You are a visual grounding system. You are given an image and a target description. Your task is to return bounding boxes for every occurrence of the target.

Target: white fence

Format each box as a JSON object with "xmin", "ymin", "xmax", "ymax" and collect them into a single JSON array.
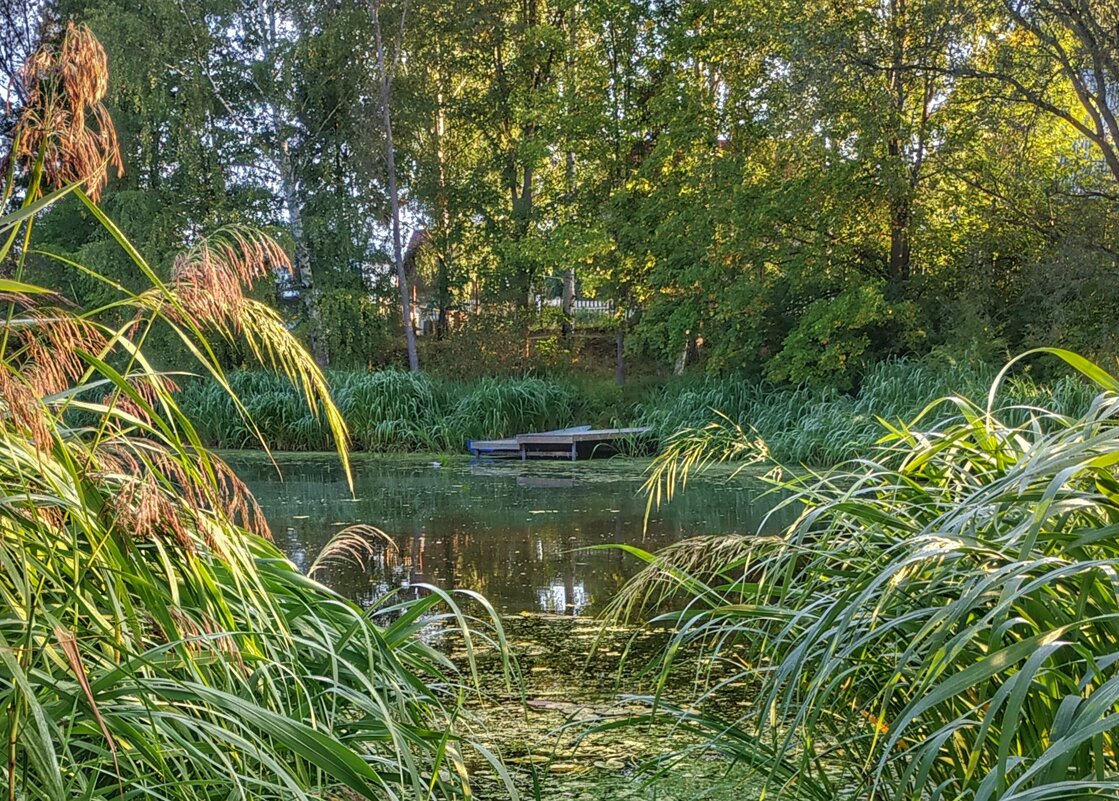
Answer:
[{"xmin": 537, "ymin": 297, "xmax": 614, "ymax": 315}]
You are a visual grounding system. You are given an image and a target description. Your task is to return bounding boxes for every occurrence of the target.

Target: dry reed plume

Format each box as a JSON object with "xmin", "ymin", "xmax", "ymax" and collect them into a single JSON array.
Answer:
[{"xmin": 8, "ymin": 21, "xmax": 122, "ymax": 202}]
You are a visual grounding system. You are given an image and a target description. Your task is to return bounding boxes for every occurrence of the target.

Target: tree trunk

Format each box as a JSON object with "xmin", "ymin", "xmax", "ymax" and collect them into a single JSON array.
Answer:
[
  {"xmin": 615, "ymin": 322, "xmax": 626, "ymax": 386},
  {"xmin": 561, "ymin": 17, "xmax": 577, "ymax": 339},
  {"xmin": 261, "ymin": 0, "xmax": 327, "ymax": 366},
  {"xmin": 885, "ymin": 0, "xmax": 912, "ymax": 286},
  {"xmin": 673, "ymin": 332, "xmax": 696, "ymax": 376},
  {"xmin": 888, "ymin": 194, "xmax": 911, "ymax": 284},
  {"xmin": 434, "ymin": 86, "xmax": 452, "ymax": 338},
  {"xmin": 561, "ymin": 267, "xmax": 575, "ymax": 337},
  {"xmin": 512, "ymin": 163, "xmax": 534, "ymax": 308},
  {"xmin": 279, "ymin": 154, "xmax": 328, "ymax": 366},
  {"xmin": 370, "ymin": 0, "xmax": 419, "ymax": 373}
]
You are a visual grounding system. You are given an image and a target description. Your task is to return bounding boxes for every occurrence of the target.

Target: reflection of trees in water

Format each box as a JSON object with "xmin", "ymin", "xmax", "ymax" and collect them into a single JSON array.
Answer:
[{"xmin": 238, "ymin": 457, "xmax": 789, "ymax": 613}]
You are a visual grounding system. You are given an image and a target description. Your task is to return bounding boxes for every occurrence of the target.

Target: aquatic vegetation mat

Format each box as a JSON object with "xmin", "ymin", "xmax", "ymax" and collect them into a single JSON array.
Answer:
[{"xmin": 449, "ymin": 613, "xmax": 765, "ymax": 800}]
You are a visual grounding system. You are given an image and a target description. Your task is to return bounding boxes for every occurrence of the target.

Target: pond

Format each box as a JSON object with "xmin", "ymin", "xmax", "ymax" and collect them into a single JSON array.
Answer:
[
  {"xmin": 232, "ymin": 452, "xmax": 790, "ymax": 800},
  {"xmin": 231, "ymin": 453, "xmax": 787, "ymax": 614}
]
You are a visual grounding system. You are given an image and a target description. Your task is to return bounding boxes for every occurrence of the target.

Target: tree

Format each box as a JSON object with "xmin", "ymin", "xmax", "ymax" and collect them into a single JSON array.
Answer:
[
  {"xmin": 974, "ymin": 0, "xmax": 1119, "ymax": 185},
  {"xmin": 369, "ymin": 0, "xmax": 420, "ymax": 372},
  {"xmin": 0, "ymin": 0, "xmax": 51, "ymax": 143}
]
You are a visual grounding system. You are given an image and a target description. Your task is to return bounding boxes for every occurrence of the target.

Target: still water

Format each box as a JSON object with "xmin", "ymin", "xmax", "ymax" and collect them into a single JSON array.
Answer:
[{"xmin": 232, "ymin": 453, "xmax": 788, "ymax": 615}]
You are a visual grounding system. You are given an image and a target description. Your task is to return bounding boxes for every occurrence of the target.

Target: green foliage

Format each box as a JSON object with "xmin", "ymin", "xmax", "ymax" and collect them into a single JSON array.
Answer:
[
  {"xmin": 181, "ymin": 370, "xmax": 597, "ymax": 452},
  {"xmin": 26, "ymin": 0, "xmax": 1119, "ymax": 378},
  {"xmin": 636, "ymin": 357, "xmax": 1095, "ymax": 465},
  {"xmin": 315, "ymin": 288, "xmax": 395, "ymax": 367},
  {"xmin": 765, "ymin": 283, "xmax": 913, "ymax": 389},
  {"xmin": 610, "ymin": 350, "xmax": 1119, "ymax": 800}
]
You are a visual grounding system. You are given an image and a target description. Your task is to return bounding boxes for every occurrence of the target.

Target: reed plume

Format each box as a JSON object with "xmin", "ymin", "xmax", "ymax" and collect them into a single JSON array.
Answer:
[{"xmin": 8, "ymin": 21, "xmax": 121, "ymax": 202}]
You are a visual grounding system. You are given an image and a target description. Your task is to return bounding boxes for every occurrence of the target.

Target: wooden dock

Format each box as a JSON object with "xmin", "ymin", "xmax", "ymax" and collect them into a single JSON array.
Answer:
[
  {"xmin": 467, "ymin": 425, "xmax": 654, "ymax": 461},
  {"xmin": 465, "ymin": 437, "xmax": 520, "ymax": 458},
  {"xmin": 516, "ymin": 427, "xmax": 653, "ymax": 461},
  {"xmin": 467, "ymin": 426, "xmax": 591, "ymax": 458}
]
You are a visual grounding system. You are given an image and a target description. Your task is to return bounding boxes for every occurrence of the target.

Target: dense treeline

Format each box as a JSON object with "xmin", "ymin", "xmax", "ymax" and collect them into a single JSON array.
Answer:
[{"xmin": 6, "ymin": 0, "xmax": 1119, "ymax": 386}]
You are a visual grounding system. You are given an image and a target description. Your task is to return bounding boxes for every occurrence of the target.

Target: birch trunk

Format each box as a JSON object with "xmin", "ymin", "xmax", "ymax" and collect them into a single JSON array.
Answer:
[
  {"xmin": 370, "ymin": 0, "xmax": 420, "ymax": 373},
  {"xmin": 260, "ymin": 0, "xmax": 327, "ymax": 365}
]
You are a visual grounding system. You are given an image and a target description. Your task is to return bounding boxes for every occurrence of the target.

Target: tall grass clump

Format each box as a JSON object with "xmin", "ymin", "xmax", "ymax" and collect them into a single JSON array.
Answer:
[
  {"xmin": 637, "ymin": 358, "xmax": 1094, "ymax": 465},
  {"xmin": 180, "ymin": 369, "xmax": 449, "ymax": 451},
  {"xmin": 178, "ymin": 371, "xmax": 317, "ymax": 449},
  {"xmin": 181, "ymin": 370, "xmax": 588, "ymax": 451},
  {"xmin": 1, "ymin": 27, "xmax": 510, "ymax": 801},
  {"xmin": 445, "ymin": 376, "xmax": 580, "ymax": 443},
  {"xmin": 608, "ymin": 348, "xmax": 1119, "ymax": 800},
  {"xmin": 332, "ymin": 369, "xmax": 449, "ymax": 450}
]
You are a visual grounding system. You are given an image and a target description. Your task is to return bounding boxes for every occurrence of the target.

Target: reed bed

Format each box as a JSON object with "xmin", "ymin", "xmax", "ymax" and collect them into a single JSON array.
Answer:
[
  {"xmin": 180, "ymin": 370, "xmax": 586, "ymax": 452},
  {"xmin": 636, "ymin": 358, "xmax": 1094, "ymax": 465},
  {"xmin": 1, "ymin": 26, "xmax": 512, "ymax": 801},
  {"xmin": 604, "ymin": 349, "xmax": 1119, "ymax": 801},
  {"xmin": 182, "ymin": 360, "xmax": 1095, "ymax": 464}
]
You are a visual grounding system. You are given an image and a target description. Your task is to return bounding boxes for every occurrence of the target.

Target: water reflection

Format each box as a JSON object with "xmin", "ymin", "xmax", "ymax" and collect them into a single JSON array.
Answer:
[{"xmin": 234, "ymin": 455, "xmax": 788, "ymax": 615}]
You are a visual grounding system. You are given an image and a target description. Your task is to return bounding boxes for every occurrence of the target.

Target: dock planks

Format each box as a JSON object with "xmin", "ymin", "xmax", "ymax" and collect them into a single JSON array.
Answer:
[
  {"xmin": 467, "ymin": 426, "xmax": 654, "ymax": 461},
  {"xmin": 467, "ymin": 426, "xmax": 592, "ymax": 458},
  {"xmin": 465, "ymin": 437, "xmax": 519, "ymax": 457},
  {"xmin": 516, "ymin": 427, "xmax": 653, "ymax": 461}
]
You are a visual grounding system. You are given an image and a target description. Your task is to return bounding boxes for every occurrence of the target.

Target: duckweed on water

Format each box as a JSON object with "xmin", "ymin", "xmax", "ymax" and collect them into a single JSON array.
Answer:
[
  {"xmin": 450, "ymin": 613, "xmax": 764, "ymax": 800},
  {"xmin": 240, "ymin": 454, "xmax": 778, "ymax": 797}
]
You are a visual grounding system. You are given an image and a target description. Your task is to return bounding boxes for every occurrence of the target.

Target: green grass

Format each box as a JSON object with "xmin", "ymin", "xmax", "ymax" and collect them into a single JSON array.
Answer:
[
  {"xmin": 179, "ymin": 370, "xmax": 593, "ymax": 452},
  {"xmin": 635, "ymin": 358, "xmax": 1095, "ymax": 465},
  {"xmin": 181, "ymin": 359, "xmax": 1096, "ymax": 465},
  {"xmin": 601, "ymin": 348, "xmax": 1119, "ymax": 800}
]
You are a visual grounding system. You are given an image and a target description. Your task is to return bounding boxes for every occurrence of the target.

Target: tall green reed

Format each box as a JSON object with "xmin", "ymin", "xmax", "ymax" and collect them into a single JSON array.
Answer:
[
  {"xmin": 180, "ymin": 370, "xmax": 586, "ymax": 452},
  {"xmin": 0, "ymin": 26, "xmax": 513, "ymax": 801},
  {"xmin": 182, "ymin": 359, "xmax": 1094, "ymax": 462},
  {"xmin": 636, "ymin": 358, "xmax": 1095, "ymax": 465},
  {"xmin": 606, "ymin": 348, "xmax": 1119, "ymax": 801}
]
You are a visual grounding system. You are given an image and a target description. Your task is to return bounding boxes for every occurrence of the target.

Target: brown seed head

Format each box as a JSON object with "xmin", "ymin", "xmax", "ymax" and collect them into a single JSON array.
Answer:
[
  {"xmin": 0, "ymin": 368, "xmax": 50, "ymax": 450},
  {"xmin": 105, "ymin": 472, "xmax": 193, "ymax": 552},
  {"xmin": 170, "ymin": 228, "xmax": 292, "ymax": 330},
  {"xmin": 11, "ymin": 22, "xmax": 122, "ymax": 202},
  {"xmin": 16, "ymin": 309, "xmax": 107, "ymax": 396}
]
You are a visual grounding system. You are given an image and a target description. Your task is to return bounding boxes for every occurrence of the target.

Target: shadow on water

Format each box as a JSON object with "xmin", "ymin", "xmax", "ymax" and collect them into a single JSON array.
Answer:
[{"xmin": 229, "ymin": 453, "xmax": 790, "ymax": 615}]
